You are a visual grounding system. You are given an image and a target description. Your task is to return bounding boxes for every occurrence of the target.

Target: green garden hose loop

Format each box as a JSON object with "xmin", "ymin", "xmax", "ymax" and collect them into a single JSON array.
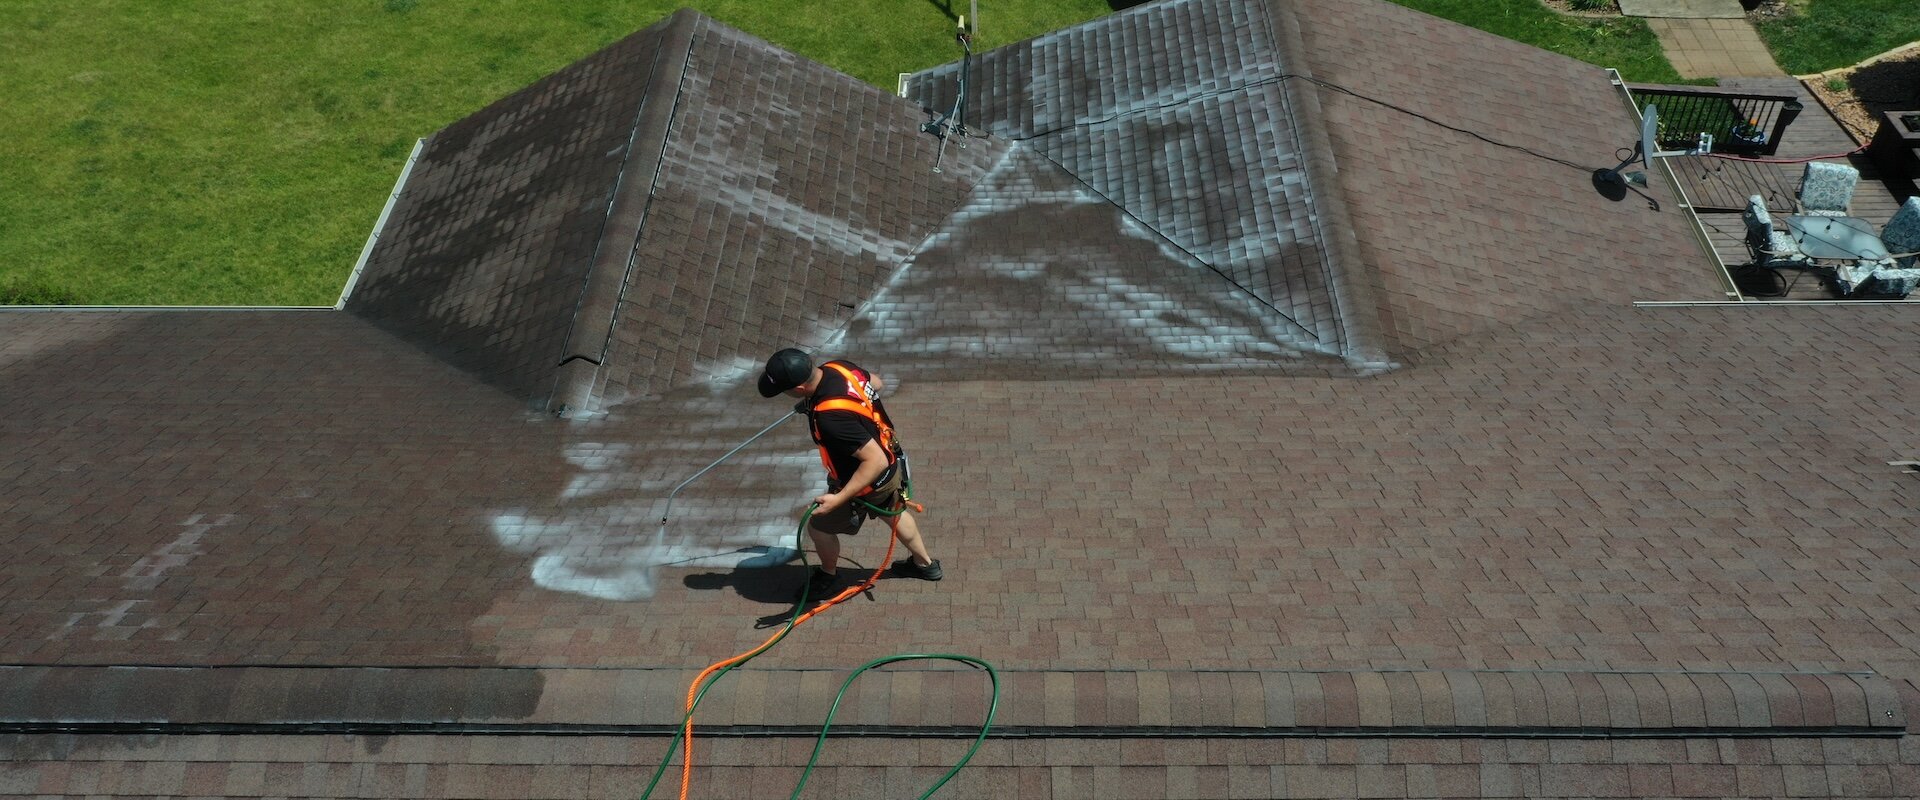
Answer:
[
  {"xmin": 790, "ymin": 653, "xmax": 1001, "ymax": 800},
  {"xmin": 852, "ymin": 474, "xmax": 915, "ymax": 517}
]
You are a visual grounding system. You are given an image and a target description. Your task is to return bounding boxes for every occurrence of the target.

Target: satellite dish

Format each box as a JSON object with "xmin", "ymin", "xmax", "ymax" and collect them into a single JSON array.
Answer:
[
  {"xmin": 1595, "ymin": 103, "xmax": 1712, "ymax": 198},
  {"xmin": 1640, "ymin": 103, "xmax": 1660, "ymax": 168}
]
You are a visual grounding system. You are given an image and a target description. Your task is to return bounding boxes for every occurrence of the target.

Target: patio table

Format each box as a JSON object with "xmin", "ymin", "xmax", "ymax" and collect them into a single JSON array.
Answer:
[{"xmin": 1785, "ymin": 215, "xmax": 1890, "ymax": 261}]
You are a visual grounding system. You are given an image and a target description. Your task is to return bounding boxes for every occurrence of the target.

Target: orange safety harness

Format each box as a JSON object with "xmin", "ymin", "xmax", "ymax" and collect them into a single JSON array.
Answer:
[{"xmin": 807, "ymin": 361, "xmax": 899, "ymax": 493}]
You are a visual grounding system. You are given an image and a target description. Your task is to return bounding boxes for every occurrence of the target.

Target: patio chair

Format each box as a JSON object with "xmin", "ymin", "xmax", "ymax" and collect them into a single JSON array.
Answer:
[
  {"xmin": 1742, "ymin": 195, "xmax": 1808, "ymax": 268},
  {"xmin": 1796, "ymin": 161, "xmax": 1859, "ymax": 216},
  {"xmin": 1880, "ymin": 196, "xmax": 1920, "ymax": 269},
  {"xmin": 1860, "ymin": 197, "xmax": 1920, "ymax": 298}
]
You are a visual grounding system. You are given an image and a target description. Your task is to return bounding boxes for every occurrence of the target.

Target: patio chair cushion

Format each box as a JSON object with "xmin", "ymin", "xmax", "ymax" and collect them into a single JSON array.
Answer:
[
  {"xmin": 1761, "ymin": 231, "xmax": 1808, "ymax": 264},
  {"xmin": 1833, "ymin": 259, "xmax": 1880, "ymax": 295},
  {"xmin": 1869, "ymin": 267, "xmax": 1920, "ymax": 298},
  {"xmin": 1742, "ymin": 195, "xmax": 1807, "ymax": 266},
  {"xmin": 1797, "ymin": 162, "xmax": 1859, "ymax": 215},
  {"xmin": 1742, "ymin": 194, "xmax": 1774, "ymax": 233},
  {"xmin": 1880, "ymin": 197, "xmax": 1920, "ymax": 269}
]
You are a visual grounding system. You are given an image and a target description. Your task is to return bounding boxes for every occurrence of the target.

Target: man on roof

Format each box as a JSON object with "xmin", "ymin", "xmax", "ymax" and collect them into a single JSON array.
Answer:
[{"xmin": 758, "ymin": 348, "xmax": 943, "ymax": 601}]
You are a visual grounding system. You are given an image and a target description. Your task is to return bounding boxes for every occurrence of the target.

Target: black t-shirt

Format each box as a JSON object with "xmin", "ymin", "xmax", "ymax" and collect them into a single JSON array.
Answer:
[{"xmin": 807, "ymin": 360, "xmax": 898, "ymax": 487}]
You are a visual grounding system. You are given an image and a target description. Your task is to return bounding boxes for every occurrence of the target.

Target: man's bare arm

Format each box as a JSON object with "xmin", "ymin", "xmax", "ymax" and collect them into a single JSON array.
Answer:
[{"xmin": 814, "ymin": 439, "xmax": 889, "ymax": 512}]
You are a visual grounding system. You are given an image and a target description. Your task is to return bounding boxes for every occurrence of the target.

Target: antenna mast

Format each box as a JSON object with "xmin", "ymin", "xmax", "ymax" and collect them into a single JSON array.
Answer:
[
  {"xmin": 1596, "ymin": 103, "xmax": 1712, "ymax": 192},
  {"xmin": 924, "ymin": 13, "xmax": 976, "ymax": 174}
]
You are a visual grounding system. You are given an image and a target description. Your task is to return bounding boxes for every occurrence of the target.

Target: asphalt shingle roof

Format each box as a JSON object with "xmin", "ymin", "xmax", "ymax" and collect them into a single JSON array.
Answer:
[
  {"xmin": 836, "ymin": 146, "xmax": 1350, "ymax": 379},
  {"xmin": 349, "ymin": 10, "xmax": 1004, "ymax": 414},
  {"xmin": 1293, "ymin": 0, "xmax": 1720, "ymax": 356},
  {"xmin": 905, "ymin": 0, "xmax": 1363, "ymax": 362},
  {"xmin": 344, "ymin": 17, "xmax": 681, "ymax": 404},
  {"xmin": 4, "ymin": 0, "xmax": 1919, "ymax": 796},
  {"xmin": 586, "ymin": 13, "xmax": 1007, "ymax": 409}
]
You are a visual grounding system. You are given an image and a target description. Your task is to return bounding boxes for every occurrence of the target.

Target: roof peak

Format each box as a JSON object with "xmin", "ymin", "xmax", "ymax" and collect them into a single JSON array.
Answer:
[{"xmin": 903, "ymin": 0, "xmax": 1393, "ymax": 371}]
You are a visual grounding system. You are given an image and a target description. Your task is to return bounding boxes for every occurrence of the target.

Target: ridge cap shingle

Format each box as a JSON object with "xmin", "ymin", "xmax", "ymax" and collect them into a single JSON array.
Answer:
[{"xmin": 547, "ymin": 9, "xmax": 703, "ymax": 416}]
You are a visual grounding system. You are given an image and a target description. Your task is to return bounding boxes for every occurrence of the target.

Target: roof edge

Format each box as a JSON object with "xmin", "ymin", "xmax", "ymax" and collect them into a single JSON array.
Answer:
[
  {"xmin": 1, "ymin": 664, "xmax": 1901, "ymax": 735},
  {"xmin": 546, "ymin": 8, "xmax": 703, "ymax": 416},
  {"xmin": 1261, "ymin": 0, "xmax": 1397, "ymax": 372}
]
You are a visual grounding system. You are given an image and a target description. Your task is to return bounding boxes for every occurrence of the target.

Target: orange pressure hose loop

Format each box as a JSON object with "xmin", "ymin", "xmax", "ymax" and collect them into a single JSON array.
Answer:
[{"xmin": 676, "ymin": 509, "xmax": 903, "ymax": 800}]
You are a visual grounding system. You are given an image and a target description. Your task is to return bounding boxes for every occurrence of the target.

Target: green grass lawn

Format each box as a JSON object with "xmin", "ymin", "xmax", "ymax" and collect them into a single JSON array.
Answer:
[
  {"xmin": 1757, "ymin": 0, "xmax": 1920, "ymax": 75},
  {"xmin": 4, "ymin": 0, "xmax": 1687, "ymax": 306},
  {"xmin": 1385, "ymin": 0, "xmax": 1682, "ymax": 84},
  {"xmin": 0, "ymin": 1, "xmax": 1108, "ymax": 306}
]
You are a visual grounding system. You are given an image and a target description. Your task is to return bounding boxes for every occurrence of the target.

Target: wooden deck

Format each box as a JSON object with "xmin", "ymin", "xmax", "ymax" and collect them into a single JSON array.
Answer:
[{"xmin": 1678, "ymin": 78, "xmax": 1917, "ymax": 301}]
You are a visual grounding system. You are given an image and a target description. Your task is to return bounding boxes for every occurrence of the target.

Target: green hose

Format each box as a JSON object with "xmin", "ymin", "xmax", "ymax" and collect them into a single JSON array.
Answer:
[
  {"xmin": 790, "ymin": 653, "xmax": 1000, "ymax": 800},
  {"xmin": 639, "ymin": 496, "xmax": 1000, "ymax": 799}
]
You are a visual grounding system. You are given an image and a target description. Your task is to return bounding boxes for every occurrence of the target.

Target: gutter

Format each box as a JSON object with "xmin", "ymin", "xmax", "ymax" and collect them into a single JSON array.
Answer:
[{"xmin": 336, "ymin": 137, "xmax": 427, "ymax": 310}]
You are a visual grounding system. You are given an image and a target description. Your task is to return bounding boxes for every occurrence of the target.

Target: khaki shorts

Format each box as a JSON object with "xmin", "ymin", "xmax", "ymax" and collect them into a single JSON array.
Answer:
[{"xmin": 810, "ymin": 460, "xmax": 907, "ymax": 536}]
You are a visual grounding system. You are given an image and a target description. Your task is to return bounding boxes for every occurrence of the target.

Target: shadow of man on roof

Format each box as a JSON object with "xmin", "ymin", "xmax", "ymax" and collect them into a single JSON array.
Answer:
[{"xmin": 685, "ymin": 552, "xmax": 900, "ymax": 626}]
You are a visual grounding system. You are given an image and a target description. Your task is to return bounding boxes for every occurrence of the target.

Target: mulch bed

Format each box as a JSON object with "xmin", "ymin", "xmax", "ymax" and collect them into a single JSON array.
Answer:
[{"xmin": 1801, "ymin": 51, "xmax": 1920, "ymax": 143}]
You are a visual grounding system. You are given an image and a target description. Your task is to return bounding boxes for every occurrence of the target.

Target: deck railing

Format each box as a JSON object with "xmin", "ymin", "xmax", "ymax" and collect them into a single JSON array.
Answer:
[{"xmin": 1627, "ymin": 83, "xmax": 1803, "ymax": 157}]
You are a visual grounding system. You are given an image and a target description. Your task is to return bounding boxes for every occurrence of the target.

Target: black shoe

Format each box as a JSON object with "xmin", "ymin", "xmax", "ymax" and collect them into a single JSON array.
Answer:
[
  {"xmin": 795, "ymin": 567, "xmax": 839, "ymax": 602},
  {"xmin": 891, "ymin": 558, "xmax": 943, "ymax": 581}
]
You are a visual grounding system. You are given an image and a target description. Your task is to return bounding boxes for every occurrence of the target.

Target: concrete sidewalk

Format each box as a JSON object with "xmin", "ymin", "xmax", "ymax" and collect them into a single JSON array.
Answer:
[
  {"xmin": 1646, "ymin": 17, "xmax": 1787, "ymax": 79},
  {"xmin": 1618, "ymin": 0, "xmax": 1786, "ymax": 79}
]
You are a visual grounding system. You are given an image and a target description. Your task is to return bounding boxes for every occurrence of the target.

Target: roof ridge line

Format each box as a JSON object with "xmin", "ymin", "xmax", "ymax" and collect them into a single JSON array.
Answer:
[
  {"xmin": 546, "ymin": 9, "xmax": 703, "ymax": 417},
  {"xmin": 1259, "ymin": 0, "xmax": 1397, "ymax": 374}
]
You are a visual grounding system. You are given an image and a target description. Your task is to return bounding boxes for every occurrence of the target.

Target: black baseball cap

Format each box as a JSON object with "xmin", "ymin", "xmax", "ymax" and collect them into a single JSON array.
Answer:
[{"xmin": 757, "ymin": 348, "xmax": 814, "ymax": 397}]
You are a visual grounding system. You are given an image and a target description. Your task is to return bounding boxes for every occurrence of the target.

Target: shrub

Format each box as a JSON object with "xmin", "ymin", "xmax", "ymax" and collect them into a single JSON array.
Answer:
[{"xmin": 1569, "ymin": 0, "xmax": 1614, "ymax": 10}]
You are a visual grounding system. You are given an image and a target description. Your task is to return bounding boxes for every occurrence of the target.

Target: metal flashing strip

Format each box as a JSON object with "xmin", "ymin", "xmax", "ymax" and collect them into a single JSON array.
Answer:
[{"xmin": 336, "ymin": 137, "xmax": 426, "ymax": 310}]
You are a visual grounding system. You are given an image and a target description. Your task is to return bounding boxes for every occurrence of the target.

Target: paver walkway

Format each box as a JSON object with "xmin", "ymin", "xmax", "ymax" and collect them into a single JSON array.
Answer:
[
  {"xmin": 1618, "ymin": 0, "xmax": 1787, "ymax": 80},
  {"xmin": 1646, "ymin": 18, "xmax": 1787, "ymax": 79}
]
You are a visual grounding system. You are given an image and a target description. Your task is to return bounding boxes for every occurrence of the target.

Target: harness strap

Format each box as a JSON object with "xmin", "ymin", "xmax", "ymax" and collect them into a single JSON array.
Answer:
[{"xmin": 809, "ymin": 361, "xmax": 899, "ymax": 490}]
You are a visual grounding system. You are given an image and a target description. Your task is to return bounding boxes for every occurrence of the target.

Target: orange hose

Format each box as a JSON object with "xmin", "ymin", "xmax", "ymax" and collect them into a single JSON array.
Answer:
[{"xmin": 677, "ymin": 514, "xmax": 902, "ymax": 800}]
